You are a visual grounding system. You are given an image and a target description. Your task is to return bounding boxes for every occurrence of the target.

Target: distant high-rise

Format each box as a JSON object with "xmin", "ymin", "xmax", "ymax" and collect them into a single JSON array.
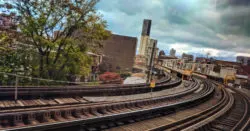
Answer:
[
  {"xmin": 170, "ymin": 48, "xmax": 176, "ymax": 57},
  {"xmin": 141, "ymin": 19, "xmax": 151, "ymax": 36},
  {"xmin": 139, "ymin": 19, "xmax": 152, "ymax": 56}
]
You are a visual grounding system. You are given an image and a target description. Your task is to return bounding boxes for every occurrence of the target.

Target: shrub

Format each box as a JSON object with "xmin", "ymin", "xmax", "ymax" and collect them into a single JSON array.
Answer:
[{"xmin": 99, "ymin": 72, "xmax": 122, "ymax": 84}]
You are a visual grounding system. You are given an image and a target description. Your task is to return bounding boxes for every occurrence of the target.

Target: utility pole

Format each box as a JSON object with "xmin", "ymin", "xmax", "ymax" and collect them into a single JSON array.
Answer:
[
  {"xmin": 15, "ymin": 75, "xmax": 18, "ymax": 103},
  {"xmin": 147, "ymin": 40, "xmax": 157, "ymax": 83}
]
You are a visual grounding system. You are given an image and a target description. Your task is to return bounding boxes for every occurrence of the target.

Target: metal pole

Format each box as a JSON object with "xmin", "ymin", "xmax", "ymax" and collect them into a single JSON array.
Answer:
[
  {"xmin": 151, "ymin": 87, "xmax": 153, "ymax": 98},
  {"xmin": 147, "ymin": 40, "xmax": 157, "ymax": 83},
  {"xmin": 15, "ymin": 76, "xmax": 18, "ymax": 103}
]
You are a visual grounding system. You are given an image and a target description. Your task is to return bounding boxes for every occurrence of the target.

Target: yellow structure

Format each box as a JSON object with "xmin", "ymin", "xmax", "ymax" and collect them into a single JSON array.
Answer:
[
  {"xmin": 150, "ymin": 80, "xmax": 155, "ymax": 88},
  {"xmin": 224, "ymin": 74, "xmax": 236, "ymax": 85},
  {"xmin": 182, "ymin": 64, "xmax": 195, "ymax": 80},
  {"xmin": 182, "ymin": 70, "xmax": 193, "ymax": 80}
]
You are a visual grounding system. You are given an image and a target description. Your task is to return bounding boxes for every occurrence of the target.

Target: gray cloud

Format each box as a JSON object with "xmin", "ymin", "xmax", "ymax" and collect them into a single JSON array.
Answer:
[{"xmin": 97, "ymin": 0, "xmax": 250, "ymax": 60}]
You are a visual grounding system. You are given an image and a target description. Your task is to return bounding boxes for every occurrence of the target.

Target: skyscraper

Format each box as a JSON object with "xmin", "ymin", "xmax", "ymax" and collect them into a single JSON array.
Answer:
[
  {"xmin": 170, "ymin": 48, "xmax": 176, "ymax": 57},
  {"xmin": 138, "ymin": 19, "xmax": 151, "ymax": 56},
  {"xmin": 141, "ymin": 19, "xmax": 151, "ymax": 36}
]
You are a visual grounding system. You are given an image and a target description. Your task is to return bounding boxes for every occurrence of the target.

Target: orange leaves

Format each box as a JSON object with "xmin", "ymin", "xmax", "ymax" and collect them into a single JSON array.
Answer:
[{"xmin": 99, "ymin": 72, "xmax": 123, "ymax": 84}]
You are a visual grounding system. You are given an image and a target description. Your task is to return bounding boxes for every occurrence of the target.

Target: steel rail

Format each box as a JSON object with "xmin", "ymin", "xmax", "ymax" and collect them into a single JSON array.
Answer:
[
  {"xmin": 0, "ymin": 78, "xmax": 213, "ymax": 130},
  {"xmin": 141, "ymin": 80, "xmax": 224, "ymax": 131},
  {"xmin": 156, "ymin": 65, "xmax": 249, "ymax": 131},
  {"xmin": 0, "ymin": 79, "xmax": 199, "ymax": 115},
  {"xmin": 0, "ymin": 75, "xmax": 179, "ymax": 99},
  {"xmin": 179, "ymin": 83, "xmax": 249, "ymax": 131},
  {"xmin": 93, "ymin": 78, "xmax": 215, "ymax": 131}
]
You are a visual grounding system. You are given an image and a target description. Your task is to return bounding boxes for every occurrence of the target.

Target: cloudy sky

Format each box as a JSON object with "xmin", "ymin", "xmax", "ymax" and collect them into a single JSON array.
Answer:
[{"xmin": 96, "ymin": 0, "xmax": 250, "ymax": 61}]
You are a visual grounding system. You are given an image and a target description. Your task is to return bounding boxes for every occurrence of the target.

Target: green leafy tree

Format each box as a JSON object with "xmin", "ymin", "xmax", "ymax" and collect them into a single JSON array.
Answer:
[
  {"xmin": 0, "ymin": 31, "xmax": 12, "ymax": 53},
  {"xmin": 0, "ymin": 30, "xmax": 36, "ymax": 85},
  {"xmin": 1, "ymin": 0, "xmax": 110, "ymax": 80}
]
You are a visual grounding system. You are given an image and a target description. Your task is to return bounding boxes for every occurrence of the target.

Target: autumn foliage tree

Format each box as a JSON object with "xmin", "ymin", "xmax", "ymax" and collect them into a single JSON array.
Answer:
[
  {"xmin": 0, "ymin": 0, "xmax": 110, "ymax": 81},
  {"xmin": 99, "ymin": 72, "xmax": 123, "ymax": 84}
]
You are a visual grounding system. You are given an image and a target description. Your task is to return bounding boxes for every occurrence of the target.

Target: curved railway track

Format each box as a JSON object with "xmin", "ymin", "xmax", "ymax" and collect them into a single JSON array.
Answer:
[
  {"xmin": 143, "ymin": 80, "xmax": 232, "ymax": 131},
  {"xmin": 1, "ymin": 68, "xmax": 248, "ymax": 131},
  {"xmin": 155, "ymin": 65, "xmax": 250, "ymax": 131},
  {"xmin": 0, "ymin": 78, "xmax": 215, "ymax": 131},
  {"xmin": 0, "ymin": 80, "xmax": 192, "ymax": 110},
  {"xmin": 0, "ymin": 75, "xmax": 181, "ymax": 100},
  {"xmin": 170, "ymin": 82, "xmax": 250, "ymax": 131},
  {"xmin": 193, "ymin": 88, "xmax": 250, "ymax": 131},
  {"xmin": 106, "ymin": 80, "xmax": 218, "ymax": 131},
  {"xmin": 107, "ymin": 80, "xmax": 249, "ymax": 131}
]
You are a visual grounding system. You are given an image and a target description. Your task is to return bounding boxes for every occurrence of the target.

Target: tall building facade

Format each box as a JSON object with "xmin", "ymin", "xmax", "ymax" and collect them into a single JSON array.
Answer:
[
  {"xmin": 170, "ymin": 48, "xmax": 176, "ymax": 57},
  {"xmin": 138, "ymin": 19, "xmax": 151, "ymax": 56},
  {"xmin": 101, "ymin": 34, "xmax": 137, "ymax": 72},
  {"xmin": 137, "ymin": 19, "xmax": 159, "ymax": 67}
]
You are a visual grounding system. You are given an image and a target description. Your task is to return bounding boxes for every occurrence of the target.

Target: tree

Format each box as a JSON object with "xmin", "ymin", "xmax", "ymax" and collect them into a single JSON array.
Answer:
[
  {"xmin": 0, "ymin": 32, "xmax": 9, "ymax": 52},
  {"xmin": 1, "ymin": 0, "xmax": 110, "ymax": 80},
  {"xmin": 99, "ymin": 72, "xmax": 122, "ymax": 84},
  {"xmin": 0, "ymin": 29, "xmax": 37, "ymax": 85}
]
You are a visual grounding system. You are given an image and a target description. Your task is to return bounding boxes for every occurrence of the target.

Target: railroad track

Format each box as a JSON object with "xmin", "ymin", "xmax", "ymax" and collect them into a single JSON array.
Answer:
[
  {"xmin": 124, "ymin": 80, "xmax": 249, "ymax": 131},
  {"xmin": 107, "ymin": 80, "xmax": 218, "ymax": 131},
  {"xmin": 193, "ymin": 88, "xmax": 250, "ymax": 131},
  {"xmin": 156, "ymin": 65, "xmax": 250, "ymax": 131},
  {"xmin": 143, "ymin": 80, "xmax": 231, "ymax": 131},
  {"xmin": 0, "ymin": 75, "xmax": 182, "ymax": 100},
  {"xmin": 0, "ymin": 78, "xmax": 214, "ymax": 131},
  {"xmin": 0, "ymin": 76, "xmax": 181, "ymax": 110},
  {"xmin": 0, "ymin": 79, "xmax": 191, "ymax": 110},
  {"xmin": 0, "ymin": 79, "xmax": 198, "ymax": 112}
]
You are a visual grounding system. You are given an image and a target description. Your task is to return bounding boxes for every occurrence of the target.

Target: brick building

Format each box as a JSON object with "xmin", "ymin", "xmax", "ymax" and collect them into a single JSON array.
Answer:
[
  {"xmin": 101, "ymin": 34, "xmax": 137, "ymax": 72},
  {"xmin": 0, "ymin": 14, "xmax": 16, "ymax": 29}
]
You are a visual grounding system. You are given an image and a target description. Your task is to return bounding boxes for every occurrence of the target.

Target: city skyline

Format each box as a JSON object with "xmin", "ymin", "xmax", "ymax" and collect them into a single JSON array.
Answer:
[{"xmin": 96, "ymin": 0, "xmax": 250, "ymax": 62}]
